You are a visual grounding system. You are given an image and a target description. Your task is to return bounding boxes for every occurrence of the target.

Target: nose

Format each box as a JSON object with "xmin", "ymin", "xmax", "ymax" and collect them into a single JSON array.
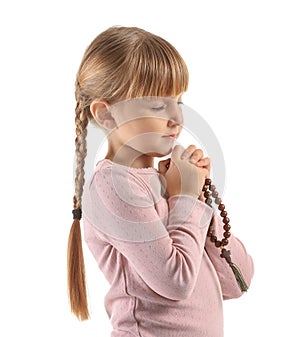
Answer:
[
  {"xmin": 167, "ymin": 106, "xmax": 183, "ymax": 127},
  {"xmin": 168, "ymin": 118, "xmax": 182, "ymax": 127}
]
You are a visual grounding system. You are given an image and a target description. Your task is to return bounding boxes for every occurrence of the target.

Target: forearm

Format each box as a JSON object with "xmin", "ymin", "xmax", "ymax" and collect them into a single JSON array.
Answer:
[{"xmin": 100, "ymin": 196, "xmax": 212, "ymax": 300}]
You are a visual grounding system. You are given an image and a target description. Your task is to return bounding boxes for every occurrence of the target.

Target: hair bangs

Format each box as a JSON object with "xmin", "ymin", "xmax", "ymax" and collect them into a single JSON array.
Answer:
[{"xmin": 121, "ymin": 36, "xmax": 189, "ymax": 100}]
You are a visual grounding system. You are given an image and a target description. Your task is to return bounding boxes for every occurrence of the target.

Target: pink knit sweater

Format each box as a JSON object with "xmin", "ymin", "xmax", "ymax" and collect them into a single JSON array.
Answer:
[{"xmin": 82, "ymin": 159, "xmax": 254, "ymax": 337}]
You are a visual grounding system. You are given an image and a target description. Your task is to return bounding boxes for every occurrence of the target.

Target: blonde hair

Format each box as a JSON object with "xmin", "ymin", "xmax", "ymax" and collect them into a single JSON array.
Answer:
[{"xmin": 67, "ymin": 26, "xmax": 189, "ymax": 320}]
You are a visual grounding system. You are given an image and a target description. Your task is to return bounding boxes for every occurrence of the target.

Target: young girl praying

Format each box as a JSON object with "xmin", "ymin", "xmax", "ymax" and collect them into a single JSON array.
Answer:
[{"xmin": 67, "ymin": 26, "xmax": 254, "ymax": 337}]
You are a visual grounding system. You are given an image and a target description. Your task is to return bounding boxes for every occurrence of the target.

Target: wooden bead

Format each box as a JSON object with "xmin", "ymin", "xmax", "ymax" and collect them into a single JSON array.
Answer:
[
  {"xmin": 202, "ymin": 185, "xmax": 209, "ymax": 191},
  {"xmin": 215, "ymin": 241, "xmax": 222, "ymax": 247},
  {"xmin": 212, "ymin": 190, "xmax": 219, "ymax": 198},
  {"xmin": 221, "ymin": 238, "xmax": 229, "ymax": 246},
  {"xmin": 210, "ymin": 235, "xmax": 217, "ymax": 242},
  {"xmin": 215, "ymin": 197, "xmax": 222, "ymax": 205},
  {"xmin": 205, "ymin": 178, "xmax": 212, "ymax": 186},
  {"xmin": 209, "ymin": 184, "xmax": 216, "ymax": 192},
  {"xmin": 222, "ymin": 217, "xmax": 230, "ymax": 224},
  {"xmin": 224, "ymin": 232, "xmax": 231, "ymax": 238},
  {"xmin": 205, "ymin": 198, "xmax": 212, "ymax": 205},
  {"xmin": 204, "ymin": 191, "xmax": 211, "ymax": 198},
  {"xmin": 218, "ymin": 204, "xmax": 225, "ymax": 211},
  {"xmin": 220, "ymin": 210, "xmax": 227, "ymax": 217},
  {"xmin": 223, "ymin": 224, "xmax": 231, "ymax": 231}
]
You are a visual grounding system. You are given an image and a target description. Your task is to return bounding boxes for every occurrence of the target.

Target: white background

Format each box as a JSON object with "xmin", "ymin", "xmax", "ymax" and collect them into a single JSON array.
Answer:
[{"xmin": 1, "ymin": 0, "xmax": 299, "ymax": 336}]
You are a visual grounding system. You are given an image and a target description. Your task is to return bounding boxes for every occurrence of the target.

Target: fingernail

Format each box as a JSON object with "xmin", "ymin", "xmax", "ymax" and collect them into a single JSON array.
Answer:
[
  {"xmin": 181, "ymin": 152, "xmax": 189, "ymax": 159},
  {"xmin": 189, "ymin": 158, "xmax": 196, "ymax": 164}
]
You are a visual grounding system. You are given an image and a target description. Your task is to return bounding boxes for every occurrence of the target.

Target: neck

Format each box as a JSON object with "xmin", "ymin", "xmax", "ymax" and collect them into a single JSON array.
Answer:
[{"xmin": 105, "ymin": 141, "xmax": 154, "ymax": 169}]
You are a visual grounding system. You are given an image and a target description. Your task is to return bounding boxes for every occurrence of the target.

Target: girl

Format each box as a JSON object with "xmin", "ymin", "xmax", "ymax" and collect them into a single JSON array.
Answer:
[{"xmin": 67, "ymin": 26, "xmax": 254, "ymax": 337}]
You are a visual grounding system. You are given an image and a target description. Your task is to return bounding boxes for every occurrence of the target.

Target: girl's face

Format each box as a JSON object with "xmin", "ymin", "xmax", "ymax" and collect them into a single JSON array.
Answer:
[{"xmin": 107, "ymin": 95, "xmax": 184, "ymax": 159}]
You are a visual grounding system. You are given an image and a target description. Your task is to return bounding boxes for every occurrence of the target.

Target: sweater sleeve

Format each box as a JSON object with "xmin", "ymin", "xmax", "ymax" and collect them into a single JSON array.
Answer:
[
  {"xmin": 204, "ymin": 211, "xmax": 255, "ymax": 299},
  {"xmin": 82, "ymin": 167, "xmax": 214, "ymax": 301}
]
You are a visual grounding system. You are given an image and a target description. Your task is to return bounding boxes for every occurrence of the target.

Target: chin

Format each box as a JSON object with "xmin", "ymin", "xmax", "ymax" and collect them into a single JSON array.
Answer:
[{"xmin": 145, "ymin": 149, "xmax": 172, "ymax": 158}]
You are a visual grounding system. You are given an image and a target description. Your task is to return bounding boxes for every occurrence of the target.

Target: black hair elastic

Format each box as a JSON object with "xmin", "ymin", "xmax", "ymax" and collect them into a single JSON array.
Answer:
[{"xmin": 72, "ymin": 208, "xmax": 82, "ymax": 220}]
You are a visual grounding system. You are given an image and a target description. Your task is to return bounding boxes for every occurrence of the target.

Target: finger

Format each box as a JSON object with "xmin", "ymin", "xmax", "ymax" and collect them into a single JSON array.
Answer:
[
  {"xmin": 180, "ymin": 144, "xmax": 197, "ymax": 159},
  {"xmin": 172, "ymin": 144, "xmax": 186, "ymax": 161},
  {"xmin": 195, "ymin": 157, "xmax": 210, "ymax": 168},
  {"xmin": 197, "ymin": 160, "xmax": 211, "ymax": 175},
  {"xmin": 188, "ymin": 149, "xmax": 204, "ymax": 163},
  {"xmin": 158, "ymin": 158, "xmax": 171, "ymax": 174}
]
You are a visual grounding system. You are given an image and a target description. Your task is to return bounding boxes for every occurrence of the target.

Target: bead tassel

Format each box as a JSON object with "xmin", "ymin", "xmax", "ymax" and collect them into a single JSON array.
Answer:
[
  {"xmin": 203, "ymin": 178, "xmax": 248, "ymax": 292},
  {"xmin": 229, "ymin": 263, "xmax": 249, "ymax": 292}
]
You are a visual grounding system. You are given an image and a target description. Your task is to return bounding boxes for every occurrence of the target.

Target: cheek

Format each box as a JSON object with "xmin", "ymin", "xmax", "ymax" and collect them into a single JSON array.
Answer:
[{"xmin": 129, "ymin": 118, "xmax": 165, "ymax": 134}]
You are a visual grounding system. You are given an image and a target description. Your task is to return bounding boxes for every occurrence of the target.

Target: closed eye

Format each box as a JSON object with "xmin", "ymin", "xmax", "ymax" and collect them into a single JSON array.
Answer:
[
  {"xmin": 151, "ymin": 101, "xmax": 183, "ymax": 111},
  {"xmin": 151, "ymin": 104, "xmax": 167, "ymax": 111}
]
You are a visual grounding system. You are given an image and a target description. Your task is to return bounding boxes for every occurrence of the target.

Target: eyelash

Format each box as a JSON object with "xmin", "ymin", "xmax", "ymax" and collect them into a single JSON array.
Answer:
[
  {"xmin": 151, "ymin": 102, "xmax": 184, "ymax": 111},
  {"xmin": 151, "ymin": 105, "xmax": 166, "ymax": 111}
]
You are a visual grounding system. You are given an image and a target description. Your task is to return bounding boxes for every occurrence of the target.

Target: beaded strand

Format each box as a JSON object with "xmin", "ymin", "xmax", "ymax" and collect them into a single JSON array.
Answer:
[
  {"xmin": 202, "ymin": 178, "xmax": 232, "ymax": 264},
  {"xmin": 203, "ymin": 178, "xmax": 248, "ymax": 292}
]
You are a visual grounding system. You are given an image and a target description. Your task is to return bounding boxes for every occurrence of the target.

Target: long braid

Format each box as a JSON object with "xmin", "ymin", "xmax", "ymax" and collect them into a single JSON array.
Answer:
[
  {"xmin": 74, "ymin": 99, "xmax": 89, "ymax": 208},
  {"xmin": 67, "ymin": 91, "xmax": 90, "ymax": 321}
]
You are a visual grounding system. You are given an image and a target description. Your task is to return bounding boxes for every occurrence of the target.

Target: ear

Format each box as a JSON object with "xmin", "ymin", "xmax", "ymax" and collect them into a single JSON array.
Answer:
[{"xmin": 90, "ymin": 100, "xmax": 117, "ymax": 130}]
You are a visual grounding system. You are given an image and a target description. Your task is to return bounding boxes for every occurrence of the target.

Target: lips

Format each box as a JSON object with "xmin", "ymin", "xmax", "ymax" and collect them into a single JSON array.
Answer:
[{"xmin": 164, "ymin": 134, "xmax": 177, "ymax": 137}]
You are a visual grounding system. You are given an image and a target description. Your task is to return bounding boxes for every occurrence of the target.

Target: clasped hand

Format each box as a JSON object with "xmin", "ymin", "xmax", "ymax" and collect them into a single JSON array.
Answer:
[{"xmin": 158, "ymin": 145, "xmax": 210, "ymax": 201}]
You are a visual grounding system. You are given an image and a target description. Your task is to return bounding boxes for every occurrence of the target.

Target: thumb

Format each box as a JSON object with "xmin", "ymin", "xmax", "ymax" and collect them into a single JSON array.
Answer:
[
  {"xmin": 171, "ymin": 144, "xmax": 185, "ymax": 161},
  {"xmin": 158, "ymin": 158, "xmax": 171, "ymax": 174}
]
